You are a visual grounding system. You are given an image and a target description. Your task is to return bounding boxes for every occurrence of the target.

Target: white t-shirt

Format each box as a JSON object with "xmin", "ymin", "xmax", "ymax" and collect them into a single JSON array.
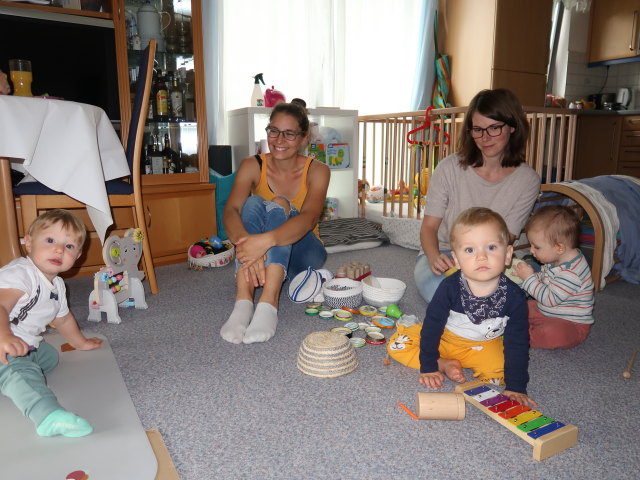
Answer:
[
  {"xmin": 0, "ymin": 257, "xmax": 69, "ymax": 348},
  {"xmin": 424, "ymin": 153, "xmax": 541, "ymax": 251}
]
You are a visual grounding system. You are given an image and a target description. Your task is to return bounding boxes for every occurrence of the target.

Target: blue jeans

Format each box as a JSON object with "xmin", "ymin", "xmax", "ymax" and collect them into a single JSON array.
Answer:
[
  {"xmin": 0, "ymin": 341, "xmax": 62, "ymax": 426},
  {"xmin": 238, "ymin": 195, "xmax": 327, "ymax": 279},
  {"xmin": 414, "ymin": 251, "xmax": 451, "ymax": 303}
]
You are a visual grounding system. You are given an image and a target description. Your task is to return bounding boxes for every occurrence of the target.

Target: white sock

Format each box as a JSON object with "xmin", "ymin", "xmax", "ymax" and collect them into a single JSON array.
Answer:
[
  {"xmin": 243, "ymin": 302, "xmax": 278, "ymax": 344},
  {"xmin": 220, "ymin": 299, "xmax": 254, "ymax": 344}
]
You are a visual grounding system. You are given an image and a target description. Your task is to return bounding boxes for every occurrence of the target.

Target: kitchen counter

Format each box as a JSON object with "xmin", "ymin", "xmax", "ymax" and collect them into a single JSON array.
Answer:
[{"xmin": 571, "ymin": 108, "xmax": 640, "ymax": 115}]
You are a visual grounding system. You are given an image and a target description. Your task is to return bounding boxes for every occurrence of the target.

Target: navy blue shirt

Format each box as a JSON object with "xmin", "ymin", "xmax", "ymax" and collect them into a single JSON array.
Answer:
[{"xmin": 419, "ymin": 271, "xmax": 530, "ymax": 394}]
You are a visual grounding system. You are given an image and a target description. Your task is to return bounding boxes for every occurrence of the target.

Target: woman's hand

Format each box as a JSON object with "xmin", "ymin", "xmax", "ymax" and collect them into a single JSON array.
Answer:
[
  {"xmin": 515, "ymin": 261, "xmax": 534, "ymax": 281},
  {"xmin": 503, "ymin": 389, "xmax": 538, "ymax": 409},
  {"xmin": 428, "ymin": 253, "xmax": 455, "ymax": 276},
  {"xmin": 234, "ymin": 234, "xmax": 273, "ymax": 266},
  {"xmin": 239, "ymin": 257, "xmax": 266, "ymax": 287}
]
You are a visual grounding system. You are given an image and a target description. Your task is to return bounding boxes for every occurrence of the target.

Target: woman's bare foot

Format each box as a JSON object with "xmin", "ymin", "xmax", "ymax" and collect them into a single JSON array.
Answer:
[{"xmin": 438, "ymin": 358, "xmax": 466, "ymax": 383}]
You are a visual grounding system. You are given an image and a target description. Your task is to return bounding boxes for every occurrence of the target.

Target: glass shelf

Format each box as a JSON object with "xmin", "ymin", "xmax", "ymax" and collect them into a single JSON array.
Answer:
[{"xmin": 125, "ymin": 0, "xmax": 200, "ymax": 179}]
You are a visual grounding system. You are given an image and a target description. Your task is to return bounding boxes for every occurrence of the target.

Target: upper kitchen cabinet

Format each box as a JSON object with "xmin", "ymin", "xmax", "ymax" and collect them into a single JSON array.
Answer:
[
  {"xmin": 120, "ymin": 0, "xmax": 209, "ymax": 186},
  {"xmin": 442, "ymin": 0, "xmax": 553, "ymax": 107},
  {"xmin": 588, "ymin": 0, "xmax": 640, "ymax": 65}
]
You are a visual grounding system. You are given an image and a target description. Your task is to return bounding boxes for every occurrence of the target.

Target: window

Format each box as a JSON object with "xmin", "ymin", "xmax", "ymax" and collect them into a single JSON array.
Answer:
[{"xmin": 204, "ymin": 1, "xmax": 435, "ymax": 143}]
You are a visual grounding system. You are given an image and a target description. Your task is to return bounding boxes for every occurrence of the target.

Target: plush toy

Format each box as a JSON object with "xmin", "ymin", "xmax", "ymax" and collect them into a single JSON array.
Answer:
[
  {"xmin": 367, "ymin": 185, "xmax": 385, "ymax": 203},
  {"xmin": 88, "ymin": 228, "xmax": 148, "ymax": 324}
]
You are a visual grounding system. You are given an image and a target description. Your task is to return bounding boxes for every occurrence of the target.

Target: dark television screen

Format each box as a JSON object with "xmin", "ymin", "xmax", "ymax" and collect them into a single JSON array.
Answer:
[{"xmin": 1, "ymin": 13, "xmax": 121, "ymax": 121}]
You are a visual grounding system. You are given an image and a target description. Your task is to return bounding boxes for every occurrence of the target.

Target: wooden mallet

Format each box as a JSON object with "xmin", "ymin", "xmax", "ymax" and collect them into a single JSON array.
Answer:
[{"xmin": 623, "ymin": 350, "xmax": 638, "ymax": 379}]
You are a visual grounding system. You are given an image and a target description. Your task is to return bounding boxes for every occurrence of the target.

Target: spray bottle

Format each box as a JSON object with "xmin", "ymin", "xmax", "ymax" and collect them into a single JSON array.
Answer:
[{"xmin": 251, "ymin": 73, "xmax": 265, "ymax": 107}]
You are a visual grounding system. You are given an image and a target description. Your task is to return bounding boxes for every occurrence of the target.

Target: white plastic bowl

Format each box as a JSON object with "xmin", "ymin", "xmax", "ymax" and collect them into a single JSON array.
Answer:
[{"xmin": 362, "ymin": 276, "xmax": 406, "ymax": 307}]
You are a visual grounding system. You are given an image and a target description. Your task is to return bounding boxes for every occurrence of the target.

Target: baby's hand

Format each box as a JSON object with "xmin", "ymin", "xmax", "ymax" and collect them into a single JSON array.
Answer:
[
  {"xmin": 0, "ymin": 334, "xmax": 29, "ymax": 364},
  {"xmin": 503, "ymin": 389, "xmax": 538, "ymax": 409},
  {"xmin": 419, "ymin": 371, "xmax": 445, "ymax": 390},
  {"xmin": 74, "ymin": 337, "xmax": 103, "ymax": 351},
  {"xmin": 515, "ymin": 261, "xmax": 534, "ymax": 280}
]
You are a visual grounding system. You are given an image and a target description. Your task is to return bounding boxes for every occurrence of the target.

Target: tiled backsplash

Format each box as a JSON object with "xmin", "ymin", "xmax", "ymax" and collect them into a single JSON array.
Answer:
[{"xmin": 565, "ymin": 50, "xmax": 640, "ymax": 107}]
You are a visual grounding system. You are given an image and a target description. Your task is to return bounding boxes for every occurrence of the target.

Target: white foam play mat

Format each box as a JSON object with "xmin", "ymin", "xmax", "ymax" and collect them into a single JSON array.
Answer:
[{"xmin": 1, "ymin": 332, "xmax": 157, "ymax": 479}]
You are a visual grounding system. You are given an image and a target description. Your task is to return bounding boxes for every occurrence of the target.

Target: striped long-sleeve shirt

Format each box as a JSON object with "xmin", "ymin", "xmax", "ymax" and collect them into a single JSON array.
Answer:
[{"xmin": 521, "ymin": 250, "xmax": 594, "ymax": 324}]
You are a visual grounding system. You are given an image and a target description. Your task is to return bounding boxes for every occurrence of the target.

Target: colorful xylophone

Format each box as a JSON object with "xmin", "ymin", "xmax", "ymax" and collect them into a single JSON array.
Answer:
[{"xmin": 455, "ymin": 380, "xmax": 578, "ymax": 461}]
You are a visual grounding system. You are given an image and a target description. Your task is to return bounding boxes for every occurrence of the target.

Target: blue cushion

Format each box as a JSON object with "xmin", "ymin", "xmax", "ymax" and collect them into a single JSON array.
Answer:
[
  {"xmin": 13, "ymin": 181, "xmax": 60, "ymax": 195},
  {"xmin": 105, "ymin": 179, "xmax": 134, "ymax": 195},
  {"xmin": 210, "ymin": 169, "xmax": 236, "ymax": 240},
  {"xmin": 14, "ymin": 178, "xmax": 133, "ymax": 196}
]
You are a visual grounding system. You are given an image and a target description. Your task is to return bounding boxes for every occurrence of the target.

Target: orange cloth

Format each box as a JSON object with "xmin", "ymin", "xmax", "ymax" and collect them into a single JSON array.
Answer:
[
  {"xmin": 252, "ymin": 153, "xmax": 320, "ymax": 239},
  {"xmin": 387, "ymin": 324, "xmax": 505, "ymax": 385}
]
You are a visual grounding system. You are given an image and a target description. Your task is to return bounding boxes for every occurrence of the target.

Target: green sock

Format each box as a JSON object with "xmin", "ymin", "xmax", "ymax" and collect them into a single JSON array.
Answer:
[{"xmin": 36, "ymin": 409, "xmax": 93, "ymax": 438}]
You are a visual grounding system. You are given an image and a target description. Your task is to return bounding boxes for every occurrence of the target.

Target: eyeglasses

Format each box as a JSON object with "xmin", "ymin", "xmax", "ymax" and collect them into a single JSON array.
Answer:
[
  {"xmin": 468, "ymin": 123, "xmax": 507, "ymax": 139},
  {"xmin": 265, "ymin": 126, "xmax": 303, "ymax": 141}
]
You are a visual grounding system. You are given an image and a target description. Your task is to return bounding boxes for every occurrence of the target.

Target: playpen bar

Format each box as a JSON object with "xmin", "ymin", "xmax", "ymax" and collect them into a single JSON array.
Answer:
[
  {"xmin": 545, "ymin": 114, "xmax": 557, "ymax": 184},
  {"xmin": 556, "ymin": 114, "xmax": 567, "ymax": 183},
  {"xmin": 392, "ymin": 119, "xmax": 400, "ymax": 217},
  {"xmin": 361, "ymin": 122, "xmax": 368, "ymax": 185},
  {"xmin": 405, "ymin": 117, "xmax": 414, "ymax": 218},
  {"xmin": 399, "ymin": 119, "xmax": 406, "ymax": 218},
  {"xmin": 536, "ymin": 114, "xmax": 547, "ymax": 178},
  {"xmin": 564, "ymin": 114, "xmax": 576, "ymax": 180},
  {"xmin": 359, "ymin": 122, "xmax": 368, "ymax": 217},
  {"xmin": 383, "ymin": 119, "xmax": 390, "ymax": 218},
  {"xmin": 526, "ymin": 112, "xmax": 537, "ymax": 170},
  {"xmin": 372, "ymin": 122, "xmax": 378, "ymax": 186}
]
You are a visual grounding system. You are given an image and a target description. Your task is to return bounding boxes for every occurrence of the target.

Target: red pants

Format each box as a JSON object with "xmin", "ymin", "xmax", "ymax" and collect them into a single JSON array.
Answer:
[{"xmin": 528, "ymin": 300, "xmax": 591, "ymax": 350}]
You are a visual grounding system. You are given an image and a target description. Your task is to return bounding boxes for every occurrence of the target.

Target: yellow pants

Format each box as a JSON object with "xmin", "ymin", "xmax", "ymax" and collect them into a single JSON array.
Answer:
[{"xmin": 387, "ymin": 325, "xmax": 505, "ymax": 384}]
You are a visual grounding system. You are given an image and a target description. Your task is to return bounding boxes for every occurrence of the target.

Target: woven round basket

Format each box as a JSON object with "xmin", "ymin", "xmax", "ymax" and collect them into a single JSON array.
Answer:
[
  {"xmin": 297, "ymin": 331, "xmax": 358, "ymax": 378},
  {"xmin": 188, "ymin": 240, "xmax": 235, "ymax": 270},
  {"xmin": 322, "ymin": 278, "xmax": 363, "ymax": 310}
]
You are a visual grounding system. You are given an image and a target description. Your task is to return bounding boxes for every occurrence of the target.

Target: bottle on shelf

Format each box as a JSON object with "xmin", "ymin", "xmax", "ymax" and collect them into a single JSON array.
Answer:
[
  {"xmin": 177, "ymin": 142, "xmax": 185, "ymax": 173},
  {"xmin": 148, "ymin": 134, "xmax": 164, "ymax": 174},
  {"xmin": 170, "ymin": 74, "xmax": 183, "ymax": 122},
  {"xmin": 162, "ymin": 133, "xmax": 178, "ymax": 174},
  {"xmin": 166, "ymin": 71, "xmax": 174, "ymax": 121},
  {"xmin": 147, "ymin": 69, "xmax": 156, "ymax": 121},
  {"xmin": 155, "ymin": 73, "xmax": 169, "ymax": 122},
  {"xmin": 183, "ymin": 81, "xmax": 195, "ymax": 122},
  {"xmin": 144, "ymin": 137, "xmax": 154, "ymax": 175}
]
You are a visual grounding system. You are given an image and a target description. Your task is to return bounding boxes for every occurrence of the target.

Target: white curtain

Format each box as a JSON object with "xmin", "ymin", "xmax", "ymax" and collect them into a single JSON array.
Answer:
[{"xmin": 203, "ymin": 0, "xmax": 435, "ymax": 144}]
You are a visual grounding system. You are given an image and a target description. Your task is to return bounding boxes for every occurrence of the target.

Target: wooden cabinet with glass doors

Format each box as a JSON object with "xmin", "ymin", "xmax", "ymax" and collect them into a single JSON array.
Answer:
[
  {"xmin": 118, "ymin": 0, "xmax": 216, "ymax": 265},
  {"xmin": 120, "ymin": 0, "xmax": 209, "ymax": 186},
  {"xmin": 0, "ymin": 0, "xmax": 215, "ymax": 267}
]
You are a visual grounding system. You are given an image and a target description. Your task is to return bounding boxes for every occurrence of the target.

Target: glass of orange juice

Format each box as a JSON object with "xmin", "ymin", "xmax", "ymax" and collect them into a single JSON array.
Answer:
[{"xmin": 9, "ymin": 59, "xmax": 33, "ymax": 97}]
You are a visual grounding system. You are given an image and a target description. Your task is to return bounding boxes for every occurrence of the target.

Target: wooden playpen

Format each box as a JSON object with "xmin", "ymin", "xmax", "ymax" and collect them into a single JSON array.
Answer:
[
  {"xmin": 357, "ymin": 107, "xmax": 617, "ymax": 291},
  {"xmin": 357, "ymin": 106, "xmax": 577, "ymax": 220}
]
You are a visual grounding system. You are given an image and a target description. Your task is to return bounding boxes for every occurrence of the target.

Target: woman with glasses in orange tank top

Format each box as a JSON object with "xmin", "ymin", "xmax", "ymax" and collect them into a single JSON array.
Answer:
[{"xmin": 220, "ymin": 102, "xmax": 330, "ymax": 344}]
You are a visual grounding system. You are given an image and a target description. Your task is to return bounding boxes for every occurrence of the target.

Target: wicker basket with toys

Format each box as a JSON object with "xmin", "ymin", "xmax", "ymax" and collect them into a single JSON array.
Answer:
[{"xmin": 188, "ymin": 235, "xmax": 235, "ymax": 270}]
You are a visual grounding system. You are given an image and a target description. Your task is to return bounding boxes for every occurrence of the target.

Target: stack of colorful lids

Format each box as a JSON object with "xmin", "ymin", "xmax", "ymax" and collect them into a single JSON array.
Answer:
[{"xmin": 296, "ymin": 331, "xmax": 358, "ymax": 378}]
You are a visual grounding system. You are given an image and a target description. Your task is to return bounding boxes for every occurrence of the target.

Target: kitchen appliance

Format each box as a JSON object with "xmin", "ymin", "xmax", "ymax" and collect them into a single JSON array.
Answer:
[
  {"xmin": 587, "ymin": 92, "xmax": 615, "ymax": 109},
  {"xmin": 616, "ymin": 88, "xmax": 632, "ymax": 109}
]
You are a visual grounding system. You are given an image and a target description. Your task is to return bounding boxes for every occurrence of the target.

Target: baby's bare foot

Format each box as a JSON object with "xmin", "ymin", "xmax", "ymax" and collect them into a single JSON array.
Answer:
[{"xmin": 439, "ymin": 358, "xmax": 465, "ymax": 383}]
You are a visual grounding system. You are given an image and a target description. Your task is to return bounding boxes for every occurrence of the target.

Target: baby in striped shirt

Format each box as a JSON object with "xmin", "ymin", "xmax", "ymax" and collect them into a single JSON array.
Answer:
[{"xmin": 515, "ymin": 205, "xmax": 594, "ymax": 349}]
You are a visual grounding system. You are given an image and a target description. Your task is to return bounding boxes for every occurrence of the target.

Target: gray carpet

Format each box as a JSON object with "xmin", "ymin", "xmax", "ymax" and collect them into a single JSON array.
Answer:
[{"xmin": 65, "ymin": 244, "xmax": 640, "ymax": 480}]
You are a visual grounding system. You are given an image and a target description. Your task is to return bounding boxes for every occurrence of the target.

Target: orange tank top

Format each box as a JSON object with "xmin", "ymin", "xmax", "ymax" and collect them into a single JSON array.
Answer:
[{"xmin": 252, "ymin": 153, "xmax": 320, "ymax": 239}]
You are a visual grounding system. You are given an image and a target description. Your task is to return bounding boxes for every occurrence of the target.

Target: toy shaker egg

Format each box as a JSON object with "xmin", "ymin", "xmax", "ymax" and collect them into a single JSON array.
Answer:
[{"xmin": 209, "ymin": 235, "xmax": 223, "ymax": 249}]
